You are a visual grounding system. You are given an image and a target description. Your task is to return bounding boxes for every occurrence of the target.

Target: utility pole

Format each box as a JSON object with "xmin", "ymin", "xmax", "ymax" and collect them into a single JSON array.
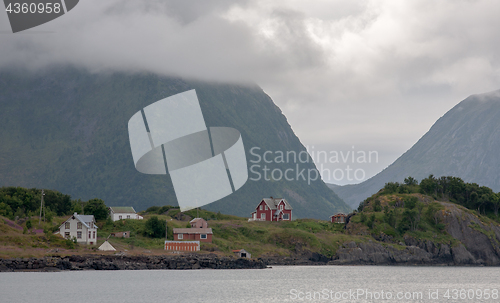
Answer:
[
  {"xmin": 38, "ymin": 190, "xmax": 45, "ymax": 225},
  {"xmin": 165, "ymin": 220, "xmax": 168, "ymax": 241}
]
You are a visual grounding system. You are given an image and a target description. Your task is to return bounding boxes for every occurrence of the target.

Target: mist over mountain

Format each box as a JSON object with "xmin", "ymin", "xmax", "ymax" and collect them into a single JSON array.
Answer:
[
  {"xmin": 0, "ymin": 67, "xmax": 350, "ymax": 219},
  {"xmin": 332, "ymin": 89, "xmax": 500, "ymax": 208}
]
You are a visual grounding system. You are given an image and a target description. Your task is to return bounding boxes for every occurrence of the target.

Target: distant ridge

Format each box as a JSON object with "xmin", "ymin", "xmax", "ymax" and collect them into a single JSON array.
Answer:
[{"xmin": 332, "ymin": 89, "xmax": 500, "ymax": 208}]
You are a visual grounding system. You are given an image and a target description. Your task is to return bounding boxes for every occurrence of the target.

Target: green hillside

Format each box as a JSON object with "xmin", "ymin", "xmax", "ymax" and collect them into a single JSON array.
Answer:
[
  {"xmin": 2, "ymin": 180, "xmax": 500, "ymax": 265},
  {"xmin": 0, "ymin": 67, "xmax": 350, "ymax": 219}
]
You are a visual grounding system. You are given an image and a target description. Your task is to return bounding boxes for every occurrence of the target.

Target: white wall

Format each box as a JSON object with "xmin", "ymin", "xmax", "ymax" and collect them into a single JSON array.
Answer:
[
  {"xmin": 59, "ymin": 218, "xmax": 97, "ymax": 245},
  {"xmin": 111, "ymin": 213, "xmax": 144, "ymax": 221}
]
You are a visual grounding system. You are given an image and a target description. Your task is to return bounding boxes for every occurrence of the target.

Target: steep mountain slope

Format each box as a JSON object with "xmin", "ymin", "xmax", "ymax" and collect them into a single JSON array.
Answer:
[
  {"xmin": 0, "ymin": 67, "xmax": 350, "ymax": 219},
  {"xmin": 332, "ymin": 89, "xmax": 500, "ymax": 208}
]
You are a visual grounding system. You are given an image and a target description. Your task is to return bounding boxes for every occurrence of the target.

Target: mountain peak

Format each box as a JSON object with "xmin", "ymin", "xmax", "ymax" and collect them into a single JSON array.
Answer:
[{"xmin": 333, "ymin": 88, "xmax": 500, "ymax": 208}]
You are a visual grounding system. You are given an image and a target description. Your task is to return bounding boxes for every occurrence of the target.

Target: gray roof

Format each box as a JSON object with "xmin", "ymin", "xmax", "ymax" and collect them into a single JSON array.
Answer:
[
  {"xmin": 109, "ymin": 207, "xmax": 136, "ymax": 214},
  {"xmin": 173, "ymin": 228, "xmax": 213, "ymax": 234},
  {"xmin": 260, "ymin": 198, "xmax": 293, "ymax": 210},
  {"xmin": 60, "ymin": 213, "xmax": 98, "ymax": 229}
]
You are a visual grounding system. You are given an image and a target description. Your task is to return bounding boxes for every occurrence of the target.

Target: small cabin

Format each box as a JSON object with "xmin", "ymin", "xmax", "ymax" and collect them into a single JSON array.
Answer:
[
  {"xmin": 330, "ymin": 213, "xmax": 347, "ymax": 224},
  {"xmin": 232, "ymin": 249, "xmax": 251, "ymax": 259},
  {"xmin": 110, "ymin": 231, "xmax": 130, "ymax": 238},
  {"xmin": 190, "ymin": 218, "xmax": 208, "ymax": 228}
]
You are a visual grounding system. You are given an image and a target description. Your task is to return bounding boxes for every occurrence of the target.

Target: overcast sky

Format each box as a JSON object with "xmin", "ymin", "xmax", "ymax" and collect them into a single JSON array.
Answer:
[{"xmin": 1, "ymin": 0, "xmax": 500, "ymax": 184}]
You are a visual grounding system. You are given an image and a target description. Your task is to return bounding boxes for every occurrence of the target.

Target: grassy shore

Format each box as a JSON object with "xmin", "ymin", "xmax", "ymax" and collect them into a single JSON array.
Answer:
[{"xmin": 0, "ymin": 205, "xmax": 362, "ymax": 259}]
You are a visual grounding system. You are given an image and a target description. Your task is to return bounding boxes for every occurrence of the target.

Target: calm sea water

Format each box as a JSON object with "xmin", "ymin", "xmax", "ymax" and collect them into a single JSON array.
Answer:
[{"xmin": 0, "ymin": 266, "xmax": 498, "ymax": 303}]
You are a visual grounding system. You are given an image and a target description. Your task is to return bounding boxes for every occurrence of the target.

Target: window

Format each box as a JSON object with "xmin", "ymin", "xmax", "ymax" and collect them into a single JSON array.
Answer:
[
  {"xmin": 280, "ymin": 204, "xmax": 283, "ymax": 210},
  {"xmin": 65, "ymin": 222, "xmax": 70, "ymax": 229},
  {"xmin": 64, "ymin": 232, "xmax": 70, "ymax": 238},
  {"xmin": 283, "ymin": 213, "xmax": 289, "ymax": 220},
  {"xmin": 93, "ymin": 231, "xmax": 96, "ymax": 239},
  {"xmin": 261, "ymin": 213, "xmax": 266, "ymax": 219},
  {"xmin": 89, "ymin": 231, "xmax": 91, "ymax": 238},
  {"xmin": 265, "ymin": 205, "xmax": 268, "ymax": 210},
  {"xmin": 77, "ymin": 222, "xmax": 82, "ymax": 229},
  {"xmin": 77, "ymin": 231, "xmax": 82, "ymax": 239},
  {"xmin": 178, "ymin": 234, "xmax": 183, "ymax": 239},
  {"xmin": 259, "ymin": 205, "xmax": 263, "ymax": 210},
  {"xmin": 200, "ymin": 234, "xmax": 207, "ymax": 239},
  {"xmin": 119, "ymin": 215, "xmax": 122, "ymax": 220},
  {"xmin": 127, "ymin": 215, "xmax": 130, "ymax": 219}
]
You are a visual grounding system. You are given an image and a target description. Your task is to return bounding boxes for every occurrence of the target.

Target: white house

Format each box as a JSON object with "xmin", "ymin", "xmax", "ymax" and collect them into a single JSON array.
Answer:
[
  {"xmin": 109, "ymin": 207, "xmax": 144, "ymax": 221},
  {"xmin": 58, "ymin": 213, "xmax": 98, "ymax": 245}
]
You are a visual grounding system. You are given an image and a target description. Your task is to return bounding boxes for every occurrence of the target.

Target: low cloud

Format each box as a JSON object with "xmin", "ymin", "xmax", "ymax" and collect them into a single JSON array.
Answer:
[{"xmin": 1, "ymin": 0, "xmax": 500, "ymax": 183}]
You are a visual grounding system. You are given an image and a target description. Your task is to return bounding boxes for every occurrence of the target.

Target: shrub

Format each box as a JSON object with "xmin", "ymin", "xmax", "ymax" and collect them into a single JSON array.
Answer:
[{"xmin": 144, "ymin": 216, "xmax": 166, "ymax": 238}]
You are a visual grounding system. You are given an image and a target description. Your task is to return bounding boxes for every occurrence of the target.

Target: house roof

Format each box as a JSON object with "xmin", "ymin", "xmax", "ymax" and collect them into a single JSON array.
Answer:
[
  {"xmin": 189, "ymin": 218, "xmax": 206, "ymax": 223},
  {"xmin": 329, "ymin": 213, "xmax": 347, "ymax": 218},
  {"xmin": 109, "ymin": 207, "xmax": 136, "ymax": 214},
  {"xmin": 59, "ymin": 213, "xmax": 98, "ymax": 229},
  {"xmin": 232, "ymin": 249, "xmax": 248, "ymax": 253},
  {"xmin": 173, "ymin": 228, "xmax": 213, "ymax": 234},
  {"xmin": 259, "ymin": 198, "xmax": 293, "ymax": 210}
]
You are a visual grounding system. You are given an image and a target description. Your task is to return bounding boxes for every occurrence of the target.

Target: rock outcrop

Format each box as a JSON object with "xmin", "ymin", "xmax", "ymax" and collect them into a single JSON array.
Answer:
[{"xmin": 0, "ymin": 254, "xmax": 267, "ymax": 272}]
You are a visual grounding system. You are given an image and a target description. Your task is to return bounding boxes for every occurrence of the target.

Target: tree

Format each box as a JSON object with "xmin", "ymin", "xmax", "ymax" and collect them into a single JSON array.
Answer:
[
  {"xmin": 403, "ymin": 196, "xmax": 418, "ymax": 209},
  {"xmin": 425, "ymin": 202, "xmax": 441, "ymax": 225},
  {"xmin": 0, "ymin": 202, "xmax": 13, "ymax": 219},
  {"xmin": 383, "ymin": 206, "xmax": 397, "ymax": 228},
  {"xmin": 357, "ymin": 201, "xmax": 365, "ymax": 212},
  {"xmin": 83, "ymin": 198, "xmax": 108, "ymax": 220},
  {"xmin": 144, "ymin": 216, "xmax": 166, "ymax": 238},
  {"xmin": 383, "ymin": 182, "xmax": 400, "ymax": 194},
  {"xmin": 404, "ymin": 176, "xmax": 418, "ymax": 186},
  {"xmin": 492, "ymin": 193, "xmax": 500, "ymax": 217},
  {"xmin": 400, "ymin": 209, "xmax": 420, "ymax": 232}
]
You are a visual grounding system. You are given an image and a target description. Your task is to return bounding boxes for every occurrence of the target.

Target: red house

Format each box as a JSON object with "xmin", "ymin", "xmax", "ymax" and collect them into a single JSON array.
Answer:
[
  {"xmin": 173, "ymin": 228, "xmax": 213, "ymax": 243},
  {"xmin": 330, "ymin": 213, "xmax": 347, "ymax": 223},
  {"xmin": 249, "ymin": 197, "xmax": 292, "ymax": 221}
]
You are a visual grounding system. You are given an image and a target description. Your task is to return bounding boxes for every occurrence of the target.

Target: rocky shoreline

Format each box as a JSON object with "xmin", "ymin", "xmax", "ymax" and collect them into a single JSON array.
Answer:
[
  {"xmin": 0, "ymin": 254, "xmax": 268, "ymax": 272},
  {"xmin": 3, "ymin": 239, "xmax": 498, "ymax": 272},
  {"xmin": 263, "ymin": 240, "xmax": 499, "ymax": 267}
]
